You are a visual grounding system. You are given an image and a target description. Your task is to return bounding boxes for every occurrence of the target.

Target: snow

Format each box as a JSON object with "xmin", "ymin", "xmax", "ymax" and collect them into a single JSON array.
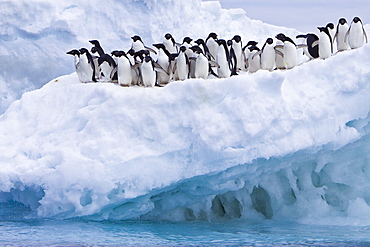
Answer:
[{"xmin": 1, "ymin": 0, "xmax": 370, "ymax": 225}]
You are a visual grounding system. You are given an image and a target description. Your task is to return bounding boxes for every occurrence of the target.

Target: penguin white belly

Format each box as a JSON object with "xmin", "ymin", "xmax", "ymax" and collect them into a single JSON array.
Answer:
[
  {"xmin": 232, "ymin": 44, "xmax": 243, "ymax": 70},
  {"xmin": 348, "ymin": 24, "xmax": 365, "ymax": 49},
  {"xmin": 100, "ymin": 62, "xmax": 113, "ymax": 81},
  {"xmin": 319, "ymin": 33, "xmax": 332, "ymax": 59},
  {"xmin": 164, "ymin": 39, "xmax": 177, "ymax": 54},
  {"xmin": 261, "ymin": 46, "xmax": 275, "ymax": 71},
  {"xmin": 79, "ymin": 55, "xmax": 94, "ymax": 83},
  {"xmin": 283, "ymin": 42, "xmax": 298, "ymax": 69},
  {"xmin": 337, "ymin": 25, "xmax": 350, "ymax": 51},
  {"xmin": 117, "ymin": 57, "xmax": 132, "ymax": 86},
  {"xmin": 132, "ymin": 42, "xmax": 145, "ymax": 52},
  {"xmin": 176, "ymin": 54, "xmax": 188, "ymax": 81},
  {"xmin": 195, "ymin": 54, "xmax": 209, "ymax": 79},
  {"xmin": 275, "ymin": 40, "xmax": 285, "ymax": 69},
  {"xmin": 216, "ymin": 48, "xmax": 230, "ymax": 78},
  {"xmin": 141, "ymin": 62, "xmax": 156, "ymax": 87},
  {"xmin": 207, "ymin": 39, "xmax": 218, "ymax": 61},
  {"xmin": 248, "ymin": 51, "xmax": 260, "ymax": 73},
  {"xmin": 156, "ymin": 54, "xmax": 170, "ymax": 84}
]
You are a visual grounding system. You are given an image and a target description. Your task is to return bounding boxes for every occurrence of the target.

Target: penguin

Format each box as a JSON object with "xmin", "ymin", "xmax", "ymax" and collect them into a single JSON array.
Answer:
[
  {"xmin": 317, "ymin": 26, "xmax": 333, "ymax": 59},
  {"xmin": 127, "ymin": 48, "xmax": 141, "ymax": 85},
  {"xmin": 296, "ymin": 33, "xmax": 319, "ymax": 59},
  {"xmin": 163, "ymin": 33, "xmax": 178, "ymax": 54},
  {"xmin": 335, "ymin": 18, "xmax": 350, "ymax": 52},
  {"xmin": 66, "ymin": 49, "xmax": 84, "ymax": 83},
  {"xmin": 346, "ymin": 17, "xmax": 368, "ymax": 49},
  {"xmin": 232, "ymin": 35, "xmax": 244, "ymax": 71},
  {"xmin": 216, "ymin": 39, "xmax": 231, "ymax": 78},
  {"xmin": 247, "ymin": 45, "xmax": 260, "ymax": 73},
  {"xmin": 275, "ymin": 33, "xmax": 300, "ymax": 69},
  {"xmin": 89, "ymin": 40, "xmax": 105, "ymax": 56},
  {"xmin": 189, "ymin": 45, "xmax": 209, "ymax": 79},
  {"xmin": 152, "ymin": 43, "xmax": 173, "ymax": 84},
  {"xmin": 242, "ymin": 41, "xmax": 258, "ymax": 71},
  {"xmin": 98, "ymin": 53, "xmax": 118, "ymax": 82},
  {"xmin": 139, "ymin": 55, "xmax": 168, "ymax": 87},
  {"xmin": 260, "ymin": 38, "xmax": 276, "ymax": 71},
  {"xmin": 131, "ymin": 35, "xmax": 157, "ymax": 54},
  {"xmin": 194, "ymin": 38, "xmax": 212, "ymax": 60},
  {"xmin": 90, "ymin": 47, "xmax": 101, "ymax": 80},
  {"xmin": 227, "ymin": 39, "xmax": 238, "ymax": 76},
  {"xmin": 113, "ymin": 51, "xmax": 133, "ymax": 86},
  {"xmin": 173, "ymin": 46, "xmax": 190, "ymax": 81},
  {"xmin": 205, "ymin": 32, "xmax": 218, "ymax": 61},
  {"xmin": 181, "ymin": 37, "xmax": 194, "ymax": 58},
  {"xmin": 274, "ymin": 37, "xmax": 285, "ymax": 70},
  {"xmin": 326, "ymin": 23, "xmax": 336, "ymax": 52},
  {"xmin": 78, "ymin": 48, "xmax": 97, "ymax": 83}
]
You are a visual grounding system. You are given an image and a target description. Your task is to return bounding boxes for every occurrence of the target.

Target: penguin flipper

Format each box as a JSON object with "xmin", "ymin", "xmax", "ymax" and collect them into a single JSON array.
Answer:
[
  {"xmin": 153, "ymin": 61, "xmax": 169, "ymax": 75},
  {"xmin": 208, "ymin": 60, "xmax": 220, "ymax": 68},
  {"xmin": 110, "ymin": 67, "xmax": 118, "ymax": 80},
  {"xmin": 145, "ymin": 46, "xmax": 158, "ymax": 55},
  {"xmin": 274, "ymin": 45, "xmax": 284, "ymax": 49},
  {"xmin": 274, "ymin": 49, "xmax": 284, "ymax": 58},
  {"xmin": 296, "ymin": 44, "xmax": 308, "ymax": 49},
  {"xmin": 296, "ymin": 34, "xmax": 308, "ymax": 39},
  {"xmin": 251, "ymin": 50, "xmax": 262, "ymax": 60},
  {"xmin": 311, "ymin": 40, "xmax": 319, "ymax": 48},
  {"xmin": 363, "ymin": 27, "xmax": 368, "ymax": 43}
]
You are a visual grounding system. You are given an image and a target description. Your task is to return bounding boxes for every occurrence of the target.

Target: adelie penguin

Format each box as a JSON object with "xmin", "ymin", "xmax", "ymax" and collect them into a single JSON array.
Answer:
[
  {"xmin": 78, "ymin": 48, "xmax": 97, "ymax": 83},
  {"xmin": 346, "ymin": 17, "xmax": 368, "ymax": 49},
  {"xmin": 242, "ymin": 41, "xmax": 258, "ymax": 72},
  {"xmin": 259, "ymin": 38, "xmax": 276, "ymax": 71},
  {"xmin": 231, "ymin": 35, "xmax": 243, "ymax": 71},
  {"xmin": 163, "ymin": 33, "xmax": 178, "ymax": 54},
  {"xmin": 173, "ymin": 46, "xmax": 190, "ymax": 81},
  {"xmin": 111, "ymin": 51, "xmax": 133, "ymax": 87},
  {"xmin": 247, "ymin": 45, "xmax": 261, "ymax": 73},
  {"xmin": 317, "ymin": 26, "xmax": 333, "ymax": 60},
  {"xmin": 66, "ymin": 49, "xmax": 84, "ymax": 83},
  {"xmin": 205, "ymin": 32, "xmax": 219, "ymax": 62},
  {"xmin": 216, "ymin": 39, "xmax": 231, "ymax": 78},
  {"xmin": 98, "ymin": 53, "xmax": 118, "ymax": 82},
  {"xmin": 296, "ymin": 33, "xmax": 319, "ymax": 59},
  {"xmin": 139, "ymin": 54, "xmax": 168, "ymax": 87},
  {"xmin": 131, "ymin": 35, "xmax": 157, "ymax": 54},
  {"xmin": 335, "ymin": 18, "xmax": 350, "ymax": 52},
  {"xmin": 275, "ymin": 33, "xmax": 306, "ymax": 69},
  {"xmin": 153, "ymin": 43, "xmax": 176, "ymax": 84}
]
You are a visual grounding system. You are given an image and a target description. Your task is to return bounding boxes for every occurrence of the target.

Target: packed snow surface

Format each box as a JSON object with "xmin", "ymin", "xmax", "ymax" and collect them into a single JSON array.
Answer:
[{"xmin": 1, "ymin": 0, "xmax": 370, "ymax": 225}]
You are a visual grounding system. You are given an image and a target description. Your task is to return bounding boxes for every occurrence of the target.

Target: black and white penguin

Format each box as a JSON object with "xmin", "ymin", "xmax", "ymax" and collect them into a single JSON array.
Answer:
[
  {"xmin": 153, "ymin": 43, "xmax": 174, "ymax": 84},
  {"xmin": 205, "ymin": 32, "xmax": 218, "ymax": 61},
  {"xmin": 89, "ymin": 40, "xmax": 105, "ymax": 56},
  {"xmin": 98, "ymin": 53, "xmax": 117, "ymax": 82},
  {"xmin": 112, "ymin": 51, "xmax": 133, "ymax": 86},
  {"xmin": 296, "ymin": 33, "xmax": 319, "ymax": 59},
  {"xmin": 260, "ymin": 38, "xmax": 275, "ymax": 71},
  {"xmin": 66, "ymin": 49, "xmax": 84, "ymax": 83},
  {"xmin": 216, "ymin": 39, "xmax": 231, "ymax": 78},
  {"xmin": 275, "ymin": 33, "xmax": 299, "ymax": 69},
  {"xmin": 247, "ymin": 45, "xmax": 260, "ymax": 73},
  {"xmin": 317, "ymin": 26, "xmax": 333, "ymax": 59},
  {"xmin": 335, "ymin": 18, "xmax": 350, "ymax": 52},
  {"xmin": 127, "ymin": 48, "xmax": 141, "ymax": 85},
  {"xmin": 242, "ymin": 41, "xmax": 258, "ymax": 71},
  {"xmin": 90, "ymin": 47, "xmax": 101, "ymax": 80},
  {"xmin": 194, "ymin": 38, "xmax": 213, "ymax": 60},
  {"xmin": 227, "ymin": 39, "xmax": 238, "ymax": 76},
  {"xmin": 174, "ymin": 46, "xmax": 189, "ymax": 81},
  {"xmin": 232, "ymin": 35, "xmax": 243, "ymax": 71},
  {"xmin": 189, "ymin": 45, "xmax": 209, "ymax": 79},
  {"xmin": 131, "ymin": 35, "xmax": 157, "ymax": 54},
  {"xmin": 163, "ymin": 33, "xmax": 178, "ymax": 54},
  {"xmin": 346, "ymin": 17, "xmax": 368, "ymax": 49},
  {"xmin": 78, "ymin": 48, "xmax": 97, "ymax": 83},
  {"xmin": 139, "ymin": 55, "xmax": 168, "ymax": 87}
]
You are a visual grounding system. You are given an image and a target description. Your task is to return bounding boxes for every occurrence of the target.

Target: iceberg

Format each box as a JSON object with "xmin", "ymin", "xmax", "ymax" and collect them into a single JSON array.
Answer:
[{"xmin": 0, "ymin": 0, "xmax": 370, "ymax": 225}]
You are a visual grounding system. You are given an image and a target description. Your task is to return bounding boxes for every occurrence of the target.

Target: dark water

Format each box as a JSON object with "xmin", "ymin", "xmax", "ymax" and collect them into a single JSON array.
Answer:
[{"xmin": 1, "ymin": 219, "xmax": 370, "ymax": 246}]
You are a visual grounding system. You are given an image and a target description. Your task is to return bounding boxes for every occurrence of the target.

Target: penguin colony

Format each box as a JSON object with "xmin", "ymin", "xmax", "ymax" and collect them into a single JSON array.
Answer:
[{"xmin": 67, "ymin": 17, "xmax": 367, "ymax": 87}]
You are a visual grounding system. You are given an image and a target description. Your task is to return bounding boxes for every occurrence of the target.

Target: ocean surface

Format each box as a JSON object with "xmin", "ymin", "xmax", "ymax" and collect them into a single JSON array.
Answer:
[{"xmin": 1, "ymin": 219, "xmax": 370, "ymax": 246}]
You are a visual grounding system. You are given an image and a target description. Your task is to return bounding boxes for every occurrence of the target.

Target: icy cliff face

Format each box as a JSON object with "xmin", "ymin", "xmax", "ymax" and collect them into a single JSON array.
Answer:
[
  {"xmin": 0, "ymin": 42, "xmax": 369, "ymax": 224},
  {"xmin": 0, "ymin": 0, "xmax": 296, "ymax": 114}
]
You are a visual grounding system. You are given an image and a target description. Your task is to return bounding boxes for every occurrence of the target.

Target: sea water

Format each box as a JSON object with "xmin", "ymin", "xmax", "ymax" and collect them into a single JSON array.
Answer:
[{"xmin": 1, "ymin": 219, "xmax": 370, "ymax": 246}]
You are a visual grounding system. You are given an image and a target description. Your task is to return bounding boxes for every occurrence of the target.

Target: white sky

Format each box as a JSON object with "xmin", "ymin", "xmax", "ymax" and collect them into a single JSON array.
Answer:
[{"xmin": 205, "ymin": 0, "xmax": 370, "ymax": 33}]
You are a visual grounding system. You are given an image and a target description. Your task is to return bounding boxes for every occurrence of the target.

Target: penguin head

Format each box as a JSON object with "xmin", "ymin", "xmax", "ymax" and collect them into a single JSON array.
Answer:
[
  {"xmin": 246, "ymin": 41, "xmax": 258, "ymax": 47},
  {"xmin": 127, "ymin": 48, "xmax": 135, "ymax": 56},
  {"xmin": 326, "ymin": 23, "xmax": 335, "ymax": 30},
  {"xmin": 131, "ymin": 35, "xmax": 143, "ymax": 42},
  {"xmin": 216, "ymin": 39, "xmax": 226, "ymax": 46},
  {"xmin": 339, "ymin": 18, "xmax": 347, "ymax": 25},
  {"xmin": 144, "ymin": 55, "xmax": 152, "ymax": 63},
  {"xmin": 66, "ymin": 49, "xmax": 80, "ymax": 56},
  {"xmin": 182, "ymin": 37, "xmax": 193, "ymax": 44},
  {"xmin": 164, "ymin": 33, "xmax": 173, "ymax": 40},
  {"xmin": 227, "ymin": 40, "xmax": 233, "ymax": 47},
  {"xmin": 207, "ymin": 32, "xmax": 218, "ymax": 40},
  {"xmin": 318, "ymin": 26, "xmax": 331, "ymax": 37},
  {"xmin": 194, "ymin": 38, "xmax": 205, "ymax": 45},
  {"xmin": 79, "ymin": 48, "xmax": 89, "ymax": 55},
  {"xmin": 89, "ymin": 40, "xmax": 100, "ymax": 46},
  {"xmin": 111, "ymin": 50, "xmax": 121, "ymax": 57},
  {"xmin": 266, "ymin": 38, "xmax": 273, "ymax": 45},
  {"xmin": 275, "ymin": 33, "xmax": 286, "ymax": 41},
  {"xmin": 91, "ymin": 47, "xmax": 99, "ymax": 54},
  {"xmin": 179, "ymin": 46, "xmax": 187, "ymax": 53},
  {"xmin": 189, "ymin": 45, "xmax": 202, "ymax": 54},
  {"xmin": 248, "ymin": 45, "xmax": 260, "ymax": 52},
  {"xmin": 353, "ymin": 17, "xmax": 362, "ymax": 24},
  {"xmin": 232, "ymin": 35, "xmax": 242, "ymax": 43}
]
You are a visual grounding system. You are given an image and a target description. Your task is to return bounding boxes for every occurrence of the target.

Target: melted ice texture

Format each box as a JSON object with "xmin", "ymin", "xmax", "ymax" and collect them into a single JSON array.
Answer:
[{"xmin": 0, "ymin": 0, "xmax": 370, "ymax": 225}]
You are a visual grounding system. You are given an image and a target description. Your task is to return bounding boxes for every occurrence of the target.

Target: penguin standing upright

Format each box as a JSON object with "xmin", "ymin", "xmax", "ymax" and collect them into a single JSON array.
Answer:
[
  {"xmin": 114, "ymin": 51, "xmax": 133, "ymax": 86},
  {"xmin": 163, "ymin": 33, "xmax": 178, "ymax": 54},
  {"xmin": 260, "ymin": 38, "xmax": 275, "ymax": 71},
  {"xmin": 242, "ymin": 41, "xmax": 258, "ymax": 72},
  {"xmin": 227, "ymin": 40, "xmax": 238, "ymax": 76},
  {"xmin": 127, "ymin": 49, "xmax": 141, "ymax": 85},
  {"xmin": 131, "ymin": 35, "xmax": 157, "ymax": 54},
  {"xmin": 317, "ymin": 26, "xmax": 333, "ymax": 59},
  {"xmin": 78, "ymin": 48, "xmax": 97, "ymax": 83},
  {"xmin": 206, "ymin": 32, "xmax": 218, "ymax": 61},
  {"xmin": 140, "ymin": 55, "xmax": 157, "ymax": 87},
  {"xmin": 346, "ymin": 17, "xmax": 368, "ymax": 49},
  {"xmin": 153, "ymin": 43, "xmax": 172, "ymax": 84},
  {"xmin": 274, "ymin": 37, "xmax": 285, "ymax": 70},
  {"xmin": 174, "ymin": 46, "xmax": 189, "ymax": 81},
  {"xmin": 326, "ymin": 23, "xmax": 336, "ymax": 53},
  {"xmin": 247, "ymin": 45, "xmax": 260, "ymax": 73},
  {"xmin": 275, "ymin": 33, "xmax": 299, "ymax": 69},
  {"xmin": 66, "ymin": 49, "xmax": 84, "ymax": 83},
  {"xmin": 335, "ymin": 18, "xmax": 350, "ymax": 52},
  {"xmin": 216, "ymin": 39, "xmax": 231, "ymax": 78},
  {"xmin": 232, "ymin": 35, "xmax": 243, "ymax": 71},
  {"xmin": 189, "ymin": 46, "xmax": 209, "ymax": 79},
  {"xmin": 98, "ymin": 53, "xmax": 117, "ymax": 82}
]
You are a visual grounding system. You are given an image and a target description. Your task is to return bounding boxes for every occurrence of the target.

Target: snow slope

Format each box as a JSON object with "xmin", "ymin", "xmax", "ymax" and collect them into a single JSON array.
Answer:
[
  {"xmin": 0, "ymin": 0, "xmax": 296, "ymax": 114},
  {"xmin": 1, "ymin": 0, "xmax": 370, "ymax": 225}
]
